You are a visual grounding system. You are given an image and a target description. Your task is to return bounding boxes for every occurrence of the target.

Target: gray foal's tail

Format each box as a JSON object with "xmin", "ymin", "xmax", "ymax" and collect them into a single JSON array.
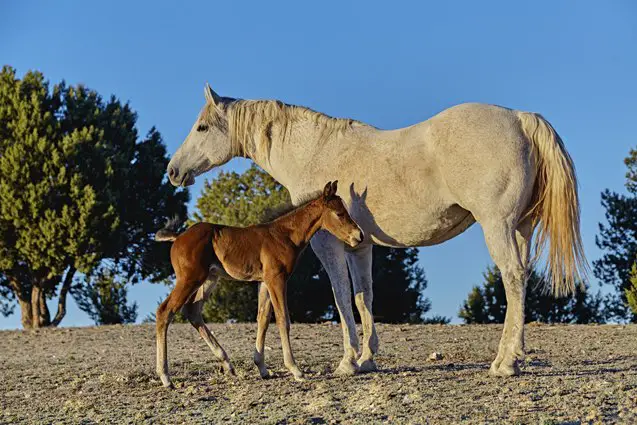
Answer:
[{"xmin": 155, "ymin": 216, "xmax": 182, "ymax": 242}]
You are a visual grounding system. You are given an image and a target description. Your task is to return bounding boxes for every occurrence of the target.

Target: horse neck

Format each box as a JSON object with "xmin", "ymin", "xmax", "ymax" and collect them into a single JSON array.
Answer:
[
  {"xmin": 272, "ymin": 201, "xmax": 324, "ymax": 247},
  {"xmin": 245, "ymin": 117, "xmax": 380, "ymax": 196}
]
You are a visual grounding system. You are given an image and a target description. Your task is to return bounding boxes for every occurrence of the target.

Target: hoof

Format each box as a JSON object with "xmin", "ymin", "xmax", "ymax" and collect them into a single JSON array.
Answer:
[
  {"xmin": 258, "ymin": 368, "xmax": 272, "ymax": 379},
  {"xmin": 223, "ymin": 362, "xmax": 236, "ymax": 376},
  {"xmin": 159, "ymin": 375, "xmax": 174, "ymax": 389},
  {"xmin": 335, "ymin": 358, "xmax": 359, "ymax": 376},
  {"xmin": 293, "ymin": 373, "xmax": 306, "ymax": 382},
  {"xmin": 357, "ymin": 358, "xmax": 378, "ymax": 373},
  {"xmin": 489, "ymin": 360, "xmax": 521, "ymax": 377}
]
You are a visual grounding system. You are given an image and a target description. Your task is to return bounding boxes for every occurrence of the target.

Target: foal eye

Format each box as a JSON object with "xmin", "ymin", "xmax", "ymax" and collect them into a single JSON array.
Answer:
[
  {"xmin": 196, "ymin": 123, "xmax": 209, "ymax": 132},
  {"xmin": 337, "ymin": 213, "xmax": 346, "ymax": 218}
]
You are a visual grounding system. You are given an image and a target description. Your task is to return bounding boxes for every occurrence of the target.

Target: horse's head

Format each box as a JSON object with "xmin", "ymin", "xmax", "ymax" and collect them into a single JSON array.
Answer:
[
  {"xmin": 320, "ymin": 181, "xmax": 364, "ymax": 248},
  {"xmin": 167, "ymin": 84, "xmax": 234, "ymax": 187}
]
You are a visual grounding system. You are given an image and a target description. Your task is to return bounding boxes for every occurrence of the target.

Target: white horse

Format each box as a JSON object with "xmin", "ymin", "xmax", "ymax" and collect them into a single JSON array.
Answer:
[{"xmin": 167, "ymin": 84, "xmax": 586, "ymax": 377}]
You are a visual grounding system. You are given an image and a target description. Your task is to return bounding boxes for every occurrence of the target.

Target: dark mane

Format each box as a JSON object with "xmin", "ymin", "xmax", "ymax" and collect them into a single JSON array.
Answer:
[{"xmin": 261, "ymin": 191, "xmax": 322, "ymax": 223}]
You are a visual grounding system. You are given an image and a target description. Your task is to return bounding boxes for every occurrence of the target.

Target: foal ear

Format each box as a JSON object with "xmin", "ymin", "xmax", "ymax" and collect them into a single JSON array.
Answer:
[
  {"xmin": 331, "ymin": 180, "xmax": 338, "ymax": 195},
  {"xmin": 204, "ymin": 83, "xmax": 221, "ymax": 106},
  {"xmin": 323, "ymin": 181, "xmax": 333, "ymax": 199}
]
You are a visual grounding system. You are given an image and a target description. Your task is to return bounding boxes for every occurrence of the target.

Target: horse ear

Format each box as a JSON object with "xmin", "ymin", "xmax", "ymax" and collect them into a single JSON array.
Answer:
[
  {"xmin": 331, "ymin": 180, "xmax": 338, "ymax": 196},
  {"xmin": 204, "ymin": 83, "xmax": 221, "ymax": 106},
  {"xmin": 323, "ymin": 181, "xmax": 332, "ymax": 199}
]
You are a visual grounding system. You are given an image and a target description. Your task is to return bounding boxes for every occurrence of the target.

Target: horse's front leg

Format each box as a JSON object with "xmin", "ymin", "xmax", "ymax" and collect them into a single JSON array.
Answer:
[
  {"xmin": 346, "ymin": 244, "xmax": 379, "ymax": 372},
  {"xmin": 264, "ymin": 270, "xmax": 305, "ymax": 381},
  {"xmin": 253, "ymin": 282, "xmax": 273, "ymax": 378},
  {"xmin": 311, "ymin": 231, "xmax": 360, "ymax": 376}
]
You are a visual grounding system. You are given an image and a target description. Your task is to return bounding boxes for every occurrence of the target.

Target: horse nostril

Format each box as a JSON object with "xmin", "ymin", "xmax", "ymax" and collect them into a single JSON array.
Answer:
[
  {"xmin": 168, "ymin": 166, "xmax": 178, "ymax": 179},
  {"xmin": 359, "ymin": 230, "xmax": 364, "ymax": 241}
]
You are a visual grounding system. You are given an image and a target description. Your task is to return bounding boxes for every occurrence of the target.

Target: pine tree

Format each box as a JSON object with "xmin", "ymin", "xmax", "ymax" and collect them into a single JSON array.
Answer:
[
  {"xmin": 74, "ymin": 267, "xmax": 137, "ymax": 325},
  {"xmin": 0, "ymin": 66, "xmax": 188, "ymax": 328},
  {"xmin": 595, "ymin": 147, "xmax": 637, "ymax": 321},
  {"xmin": 624, "ymin": 262, "xmax": 637, "ymax": 316},
  {"xmin": 459, "ymin": 266, "xmax": 606, "ymax": 324}
]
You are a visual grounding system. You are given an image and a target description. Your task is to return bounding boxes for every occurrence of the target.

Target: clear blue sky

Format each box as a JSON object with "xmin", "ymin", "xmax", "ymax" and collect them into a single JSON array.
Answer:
[{"xmin": 1, "ymin": 1, "xmax": 636, "ymax": 329}]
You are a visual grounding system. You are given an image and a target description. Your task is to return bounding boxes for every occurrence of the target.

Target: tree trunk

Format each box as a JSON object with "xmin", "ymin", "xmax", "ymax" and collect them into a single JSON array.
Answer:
[
  {"xmin": 18, "ymin": 297, "xmax": 33, "ymax": 328},
  {"xmin": 50, "ymin": 266, "xmax": 76, "ymax": 327}
]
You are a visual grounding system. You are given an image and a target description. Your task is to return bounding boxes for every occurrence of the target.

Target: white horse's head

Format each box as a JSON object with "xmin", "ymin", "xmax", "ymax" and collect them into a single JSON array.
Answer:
[{"xmin": 167, "ymin": 84, "xmax": 234, "ymax": 187}]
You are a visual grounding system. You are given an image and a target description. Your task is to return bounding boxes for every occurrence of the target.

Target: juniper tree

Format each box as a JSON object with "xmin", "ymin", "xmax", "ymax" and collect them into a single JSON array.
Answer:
[{"xmin": 0, "ymin": 66, "xmax": 188, "ymax": 328}]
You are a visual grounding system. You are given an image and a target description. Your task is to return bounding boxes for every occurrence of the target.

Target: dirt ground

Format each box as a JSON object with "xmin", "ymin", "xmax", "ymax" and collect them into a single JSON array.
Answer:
[{"xmin": 1, "ymin": 323, "xmax": 636, "ymax": 424}]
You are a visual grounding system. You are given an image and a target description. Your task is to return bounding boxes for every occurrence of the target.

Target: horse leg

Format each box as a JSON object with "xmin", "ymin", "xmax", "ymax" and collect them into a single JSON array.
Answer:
[
  {"xmin": 264, "ymin": 272, "xmax": 305, "ymax": 381},
  {"xmin": 253, "ymin": 282, "xmax": 273, "ymax": 378},
  {"xmin": 156, "ymin": 279, "xmax": 202, "ymax": 388},
  {"xmin": 346, "ymin": 244, "xmax": 379, "ymax": 372},
  {"xmin": 181, "ymin": 278, "xmax": 235, "ymax": 376},
  {"xmin": 481, "ymin": 218, "xmax": 528, "ymax": 377},
  {"xmin": 311, "ymin": 230, "xmax": 360, "ymax": 376}
]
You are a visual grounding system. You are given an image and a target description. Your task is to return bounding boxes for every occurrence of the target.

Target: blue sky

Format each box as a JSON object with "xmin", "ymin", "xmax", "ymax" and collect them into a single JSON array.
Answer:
[{"xmin": 1, "ymin": 1, "xmax": 636, "ymax": 329}]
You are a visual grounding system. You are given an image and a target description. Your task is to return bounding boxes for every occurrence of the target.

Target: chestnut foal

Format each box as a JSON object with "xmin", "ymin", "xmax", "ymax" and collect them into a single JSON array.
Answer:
[{"xmin": 155, "ymin": 181, "xmax": 363, "ymax": 388}]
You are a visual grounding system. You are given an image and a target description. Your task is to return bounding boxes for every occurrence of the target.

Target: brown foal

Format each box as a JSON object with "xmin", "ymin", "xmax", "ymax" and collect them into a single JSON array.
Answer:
[{"xmin": 155, "ymin": 181, "xmax": 363, "ymax": 388}]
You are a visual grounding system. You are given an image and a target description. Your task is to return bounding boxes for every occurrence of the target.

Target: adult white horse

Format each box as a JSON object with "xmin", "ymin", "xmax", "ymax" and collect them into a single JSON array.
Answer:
[{"xmin": 167, "ymin": 84, "xmax": 586, "ymax": 377}]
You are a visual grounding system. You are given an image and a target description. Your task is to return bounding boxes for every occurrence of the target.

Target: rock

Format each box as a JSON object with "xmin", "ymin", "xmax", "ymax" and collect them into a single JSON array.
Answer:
[{"xmin": 428, "ymin": 352, "xmax": 444, "ymax": 361}]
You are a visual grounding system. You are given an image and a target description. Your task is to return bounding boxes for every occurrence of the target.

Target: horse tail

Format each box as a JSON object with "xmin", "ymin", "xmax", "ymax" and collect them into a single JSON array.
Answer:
[
  {"xmin": 517, "ymin": 111, "xmax": 588, "ymax": 297},
  {"xmin": 155, "ymin": 216, "xmax": 182, "ymax": 242}
]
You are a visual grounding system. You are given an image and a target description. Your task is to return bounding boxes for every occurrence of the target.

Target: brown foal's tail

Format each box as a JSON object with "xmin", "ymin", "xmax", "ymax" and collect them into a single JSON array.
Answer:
[
  {"xmin": 517, "ymin": 111, "xmax": 589, "ymax": 297},
  {"xmin": 155, "ymin": 216, "xmax": 182, "ymax": 242}
]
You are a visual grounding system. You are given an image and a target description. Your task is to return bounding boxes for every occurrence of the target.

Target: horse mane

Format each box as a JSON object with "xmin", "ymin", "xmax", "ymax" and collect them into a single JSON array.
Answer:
[
  {"xmin": 261, "ymin": 190, "xmax": 323, "ymax": 223},
  {"xmin": 217, "ymin": 99, "xmax": 367, "ymax": 163}
]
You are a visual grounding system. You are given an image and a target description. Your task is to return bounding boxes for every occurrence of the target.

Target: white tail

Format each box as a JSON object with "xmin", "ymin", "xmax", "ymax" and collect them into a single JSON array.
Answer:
[{"xmin": 518, "ymin": 111, "xmax": 588, "ymax": 297}]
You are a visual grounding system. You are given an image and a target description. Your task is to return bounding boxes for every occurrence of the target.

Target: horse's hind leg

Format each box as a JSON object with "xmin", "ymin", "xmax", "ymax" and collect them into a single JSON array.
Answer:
[
  {"xmin": 253, "ymin": 282, "xmax": 273, "ymax": 378},
  {"xmin": 481, "ymin": 217, "xmax": 528, "ymax": 377},
  {"xmin": 156, "ymin": 279, "xmax": 202, "ymax": 388},
  {"xmin": 181, "ymin": 278, "xmax": 235, "ymax": 376},
  {"xmin": 346, "ymin": 244, "xmax": 379, "ymax": 372}
]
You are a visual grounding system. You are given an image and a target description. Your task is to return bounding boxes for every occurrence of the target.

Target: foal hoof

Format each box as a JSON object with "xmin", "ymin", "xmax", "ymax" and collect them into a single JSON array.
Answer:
[
  {"xmin": 357, "ymin": 358, "xmax": 378, "ymax": 373},
  {"xmin": 223, "ymin": 362, "xmax": 236, "ymax": 376},
  {"xmin": 159, "ymin": 375, "xmax": 174, "ymax": 389},
  {"xmin": 488, "ymin": 360, "xmax": 521, "ymax": 377},
  {"xmin": 293, "ymin": 373, "xmax": 307, "ymax": 382},
  {"xmin": 335, "ymin": 358, "xmax": 359, "ymax": 376}
]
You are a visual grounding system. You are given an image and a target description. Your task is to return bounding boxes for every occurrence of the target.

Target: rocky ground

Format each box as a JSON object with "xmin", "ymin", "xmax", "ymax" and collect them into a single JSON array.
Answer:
[{"xmin": 1, "ymin": 323, "xmax": 636, "ymax": 424}]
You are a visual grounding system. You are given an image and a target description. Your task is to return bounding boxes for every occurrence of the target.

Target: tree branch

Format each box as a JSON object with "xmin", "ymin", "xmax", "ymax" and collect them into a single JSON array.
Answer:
[{"xmin": 51, "ymin": 266, "xmax": 76, "ymax": 327}]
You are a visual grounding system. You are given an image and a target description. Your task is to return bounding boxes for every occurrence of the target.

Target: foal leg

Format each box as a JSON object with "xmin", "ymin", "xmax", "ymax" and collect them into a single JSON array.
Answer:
[
  {"xmin": 254, "ymin": 282, "xmax": 273, "ymax": 378},
  {"xmin": 156, "ymin": 279, "xmax": 202, "ymax": 388},
  {"xmin": 311, "ymin": 230, "xmax": 360, "ymax": 376},
  {"xmin": 482, "ymin": 219, "xmax": 528, "ymax": 377},
  {"xmin": 181, "ymin": 279, "xmax": 235, "ymax": 376},
  {"xmin": 346, "ymin": 244, "xmax": 379, "ymax": 372},
  {"xmin": 264, "ymin": 272, "xmax": 305, "ymax": 381}
]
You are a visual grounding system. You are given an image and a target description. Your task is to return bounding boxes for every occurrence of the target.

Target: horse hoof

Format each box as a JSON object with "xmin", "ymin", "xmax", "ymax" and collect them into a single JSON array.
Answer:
[
  {"xmin": 159, "ymin": 375, "xmax": 174, "ymax": 389},
  {"xmin": 488, "ymin": 360, "xmax": 520, "ymax": 377},
  {"xmin": 293, "ymin": 374, "xmax": 306, "ymax": 382},
  {"xmin": 357, "ymin": 358, "xmax": 378, "ymax": 373},
  {"xmin": 258, "ymin": 368, "xmax": 272, "ymax": 379},
  {"xmin": 335, "ymin": 358, "xmax": 359, "ymax": 376}
]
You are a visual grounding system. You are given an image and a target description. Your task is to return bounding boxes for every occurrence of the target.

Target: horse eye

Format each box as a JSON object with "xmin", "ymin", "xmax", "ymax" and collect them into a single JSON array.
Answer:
[
  {"xmin": 337, "ymin": 212, "xmax": 346, "ymax": 218},
  {"xmin": 197, "ymin": 123, "xmax": 209, "ymax": 132}
]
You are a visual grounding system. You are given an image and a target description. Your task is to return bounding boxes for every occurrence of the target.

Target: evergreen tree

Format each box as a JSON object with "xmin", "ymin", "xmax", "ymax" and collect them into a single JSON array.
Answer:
[
  {"xmin": 190, "ymin": 164, "xmax": 437, "ymax": 323},
  {"xmin": 0, "ymin": 66, "xmax": 188, "ymax": 328},
  {"xmin": 74, "ymin": 267, "xmax": 137, "ymax": 325},
  {"xmin": 595, "ymin": 147, "xmax": 637, "ymax": 321},
  {"xmin": 624, "ymin": 262, "xmax": 637, "ymax": 316},
  {"xmin": 459, "ymin": 266, "xmax": 606, "ymax": 324}
]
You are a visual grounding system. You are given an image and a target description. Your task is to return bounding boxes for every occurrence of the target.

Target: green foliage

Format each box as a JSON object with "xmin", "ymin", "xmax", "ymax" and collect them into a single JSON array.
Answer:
[
  {"xmin": 189, "ymin": 164, "xmax": 434, "ymax": 323},
  {"xmin": 0, "ymin": 66, "xmax": 188, "ymax": 327},
  {"xmin": 624, "ymin": 262, "xmax": 637, "ymax": 316},
  {"xmin": 595, "ymin": 147, "xmax": 637, "ymax": 321},
  {"xmin": 74, "ymin": 267, "xmax": 137, "ymax": 325},
  {"xmin": 459, "ymin": 266, "xmax": 606, "ymax": 324}
]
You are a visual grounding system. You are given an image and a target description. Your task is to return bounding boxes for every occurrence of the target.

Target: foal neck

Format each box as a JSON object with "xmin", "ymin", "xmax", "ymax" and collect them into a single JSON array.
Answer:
[{"xmin": 272, "ymin": 201, "xmax": 323, "ymax": 248}]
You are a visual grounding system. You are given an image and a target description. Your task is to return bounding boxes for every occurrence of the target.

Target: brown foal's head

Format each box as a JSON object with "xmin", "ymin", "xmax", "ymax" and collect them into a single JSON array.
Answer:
[{"xmin": 319, "ymin": 181, "xmax": 364, "ymax": 248}]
